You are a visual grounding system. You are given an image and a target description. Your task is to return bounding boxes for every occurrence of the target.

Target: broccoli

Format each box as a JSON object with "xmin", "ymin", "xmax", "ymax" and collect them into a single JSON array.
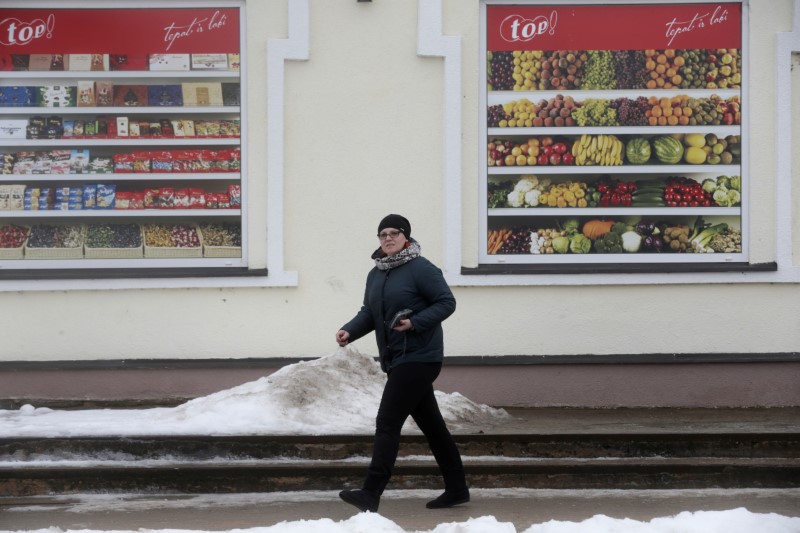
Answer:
[{"xmin": 611, "ymin": 221, "xmax": 628, "ymax": 235}]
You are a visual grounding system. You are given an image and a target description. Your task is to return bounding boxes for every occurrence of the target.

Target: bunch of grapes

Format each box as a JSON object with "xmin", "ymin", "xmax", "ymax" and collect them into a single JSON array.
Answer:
[
  {"xmin": 582, "ymin": 50, "xmax": 617, "ymax": 90},
  {"xmin": 487, "ymin": 104, "xmax": 511, "ymax": 127},
  {"xmin": 571, "ymin": 99, "xmax": 618, "ymax": 126},
  {"xmin": 612, "ymin": 50, "xmax": 648, "ymax": 89},
  {"xmin": 611, "ymin": 96, "xmax": 649, "ymax": 126},
  {"xmin": 488, "ymin": 51, "xmax": 515, "ymax": 91},
  {"xmin": 499, "ymin": 227, "xmax": 533, "ymax": 254}
]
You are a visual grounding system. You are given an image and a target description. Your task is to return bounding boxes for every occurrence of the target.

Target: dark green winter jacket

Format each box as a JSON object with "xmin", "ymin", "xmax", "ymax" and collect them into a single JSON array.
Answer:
[{"xmin": 341, "ymin": 255, "xmax": 456, "ymax": 372}]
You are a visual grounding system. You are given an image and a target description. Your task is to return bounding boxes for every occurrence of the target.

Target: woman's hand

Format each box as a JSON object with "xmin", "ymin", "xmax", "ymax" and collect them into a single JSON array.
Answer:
[
  {"xmin": 393, "ymin": 319, "xmax": 413, "ymax": 332},
  {"xmin": 335, "ymin": 329, "xmax": 350, "ymax": 346}
]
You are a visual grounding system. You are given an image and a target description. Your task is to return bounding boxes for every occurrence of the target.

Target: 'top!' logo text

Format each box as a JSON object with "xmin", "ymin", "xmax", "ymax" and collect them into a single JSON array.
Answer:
[
  {"xmin": 499, "ymin": 11, "xmax": 557, "ymax": 43},
  {"xmin": 0, "ymin": 14, "xmax": 54, "ymax": 46}
]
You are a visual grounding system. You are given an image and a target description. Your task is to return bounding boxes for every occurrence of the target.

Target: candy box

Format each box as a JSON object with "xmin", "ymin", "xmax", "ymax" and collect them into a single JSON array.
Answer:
[
  {"xmin": 148, "ymin": 54, "xmax": 190, "ymax": 71},
  {"xmin": 95, "ymin": 81, "xmax": 114, "ymax": 106},
  {"xmin": 190, "ymin": 54, "xmax": 228, "ymax": 70},
  {"xmin": 65, "ymin": 54, "xmax": 93, "ymax": 72},
  {"xmin": 109, "ymin": 54, "xmax": 148, "ymax": 71},
  {"xmin": 227, "ymin": 54, "xmax": 240, "ymax": 71},
  {"xmin": 0, "ymin": 86, "xmax": 36, "ymax": 107},
  {"xmin": 0, "ymin": 119, "xmax": 27, "ymax": 139},
  {"xmin": 77, "ymin": 81, "xmax": 95, "ymax": 106},
  {"xmin": 88, "ymin": 155, "xmax": 113, "ymax": 174},
  {"xmin": 222, "ymin": 83, "xmax": 240, "ymax": 106},
  {"xmin": 147, "ymin": 85, "xmax": 183, "ymax": 107},
  {"xmin": 113, "ymin": 85, "xmax": 148, "ymax": 107},
  {"xmin": 69, "ymin": 149, "xmax": 90, "ymax": 174},
  {"xmin": 37, "ymin": 85, "xmax": 77, "ymax": 107},
  {"xmin": 181, "ymin": 82, "xmax": 223, "ymax": 106},
  {"xmin": 49, "ymin": 150, "xmax": 72, "ymax": 174},
  {"xmin": 28, "ymin": 54, "xmax": 54, "ymax": 71}
]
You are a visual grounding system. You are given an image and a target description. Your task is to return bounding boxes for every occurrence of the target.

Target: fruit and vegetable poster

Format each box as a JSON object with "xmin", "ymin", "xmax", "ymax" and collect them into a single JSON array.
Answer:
[{"xmin": 483, "ymin": 1, "xmax": 745, "ymax": 264}]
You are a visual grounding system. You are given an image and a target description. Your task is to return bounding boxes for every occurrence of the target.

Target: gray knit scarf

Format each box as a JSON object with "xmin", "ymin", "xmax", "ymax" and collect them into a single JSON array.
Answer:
[{"xmin": 372, "ymin": 239, "xmax": 421, "ymax": 271}]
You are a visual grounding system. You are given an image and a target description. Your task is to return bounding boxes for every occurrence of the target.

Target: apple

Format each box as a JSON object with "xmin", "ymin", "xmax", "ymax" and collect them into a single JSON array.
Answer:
[
  {"xmin": 537, "ymin": 153, "xmax": 549, "ymax": 166},
  {"xmin": 562, "ymin": 152, "xmax": 574, "ymax": 165},
  {"xmin": 549, "ymin": 153, "xmax": 562, "ymax": 165}
]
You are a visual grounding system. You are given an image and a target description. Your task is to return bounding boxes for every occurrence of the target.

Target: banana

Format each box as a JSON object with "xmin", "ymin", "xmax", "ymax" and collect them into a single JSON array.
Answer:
[{"xmin": 590, "ymin": 137, "xmax": 597, "ymax": 152}]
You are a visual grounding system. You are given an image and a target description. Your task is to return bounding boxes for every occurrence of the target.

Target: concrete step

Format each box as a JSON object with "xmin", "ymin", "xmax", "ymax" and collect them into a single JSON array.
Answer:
[
  {"xmin": 2, "ymin": 408, "xmax": 798, "ymax": 496},
  {"xmin": 2, "ymin": 456, "xmax": 799, "ymax": 496}
]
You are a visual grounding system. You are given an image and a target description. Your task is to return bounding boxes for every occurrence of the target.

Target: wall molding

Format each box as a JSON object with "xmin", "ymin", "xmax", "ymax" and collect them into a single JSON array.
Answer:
[{"xmin": 1, "ymin": 352, "xmax": 796, "ymax": 371}]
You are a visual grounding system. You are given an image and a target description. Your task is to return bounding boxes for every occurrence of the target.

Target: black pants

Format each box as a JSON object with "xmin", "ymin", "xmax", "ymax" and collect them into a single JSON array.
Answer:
[{"xmin": 363, "ymin": 362, "xmax": 466, "ymax": 495}]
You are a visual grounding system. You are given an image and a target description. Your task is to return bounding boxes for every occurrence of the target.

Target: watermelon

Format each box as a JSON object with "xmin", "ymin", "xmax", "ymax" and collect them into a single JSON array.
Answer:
[
  {"xmin": 653, "ymin": 136, "xmax": 684, "ymax": 164},
  {"xmin": 625, "ymin": 138, "xmax": 651, "ymax": 164}
]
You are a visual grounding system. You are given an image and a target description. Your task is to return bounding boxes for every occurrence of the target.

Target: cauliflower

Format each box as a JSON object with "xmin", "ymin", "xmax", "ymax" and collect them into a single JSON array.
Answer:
[
  {"xmin": 514, "ymin": 178, "xmax": 537, "ymax": 193},
  {"xmin": 507, "ymin": 190, "xmax": 525, "ymax": 208},
  {"xmin": 524, "ymin": 189, "xmax": 541, "ymax": 207}
]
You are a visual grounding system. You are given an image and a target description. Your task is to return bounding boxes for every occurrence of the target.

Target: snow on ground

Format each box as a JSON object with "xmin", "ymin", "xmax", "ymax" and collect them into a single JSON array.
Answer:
[
  {"xmin": 0, "ymin": 347, "xmax": 509, "ymax": 437},
  {"xmin": 1, "ymin": 507, "xmax": 799, "ymax": 533}
]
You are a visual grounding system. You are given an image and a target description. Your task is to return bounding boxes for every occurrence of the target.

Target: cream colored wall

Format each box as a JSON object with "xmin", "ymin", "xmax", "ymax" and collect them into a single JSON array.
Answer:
[{"xmin": 0, "ymin": 0, "xmax": 797, "ymax": 362}]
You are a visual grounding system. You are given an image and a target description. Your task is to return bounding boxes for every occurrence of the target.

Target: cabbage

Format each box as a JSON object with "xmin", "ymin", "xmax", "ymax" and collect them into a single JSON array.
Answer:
[
  {"xmin": 569, "ymin": 234, "xmax": 591, "ymax": 254},
  {"xmin": 552, "ymin": 236, "xmax": 570, "ymax": 254}
]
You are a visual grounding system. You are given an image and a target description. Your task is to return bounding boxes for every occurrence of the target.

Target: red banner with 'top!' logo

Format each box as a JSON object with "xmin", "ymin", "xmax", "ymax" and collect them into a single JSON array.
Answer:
[
  {"xmin": 0, "ymin": 8, "xmax": 239, "ymax": 54},
  {"xmin": 487, "ymin": 3, "xmax": 741, "ymax": 51}
]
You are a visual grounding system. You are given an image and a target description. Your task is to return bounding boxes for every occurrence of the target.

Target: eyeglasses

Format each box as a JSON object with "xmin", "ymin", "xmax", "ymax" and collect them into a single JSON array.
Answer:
[{"xmin": 378, "ymin": 230, "xmax": 403, "ymax": 240}]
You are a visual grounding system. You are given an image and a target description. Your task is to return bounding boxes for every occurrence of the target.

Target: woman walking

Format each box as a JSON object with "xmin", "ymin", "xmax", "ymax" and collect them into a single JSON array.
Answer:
[{"xmin": 335, "ymin": 214, "xmax": 468, "ymax": 513}]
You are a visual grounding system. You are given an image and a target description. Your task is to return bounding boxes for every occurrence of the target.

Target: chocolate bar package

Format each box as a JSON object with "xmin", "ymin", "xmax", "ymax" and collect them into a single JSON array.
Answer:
[
  {"xmin": 222, "ymin": 83, "xmax": 240, "ymax": 106},
  {"xmin": 227, "ymin": 54, "xmax": 240, "ymax": 72},
  {"xmin": 50, "ymin": 54, "xmax": 65, "ymax": 71},
  {"xmin": 109, "ymin": 54, "xmax": 148, "ymax": 71},
  {"xmin": 50, "ymin": 150, "xmax": 71, "ymax": 174},
  {"xmin": 116, "ymin": 117, "xmax": 129, "ymax": 137},
  {"xmin": 28, "ymin": 54, "xmax": 53, "ymax": 71},
  {"xmin": 69, "ymin": 149, "xmax": 90, "ymax": 174},
  {"xmin": 0, "ymin": 119, "xmax": 27, "ymax": 139},
  {"xmin": 77, "ymin": 81, "xmax": 96, "ymax": 107},
  {"xmin": 33, "ymin": 152, "xmax": 52, "ymax": 174},
  {"xmin": 0, "ymin": 86, "xmax": 36, "ymax": 107},
  {"xmin": 91, "ymin": 54, "xmax": 109, "ymax": 71},
  {"xmin": 191, "ymin": 54, "xmax": 228, "ymax": 70},
  {"xmin": 148, "ymin": 54, "xmax": 190, "ymax": 71},
  {"xmin": 95, "ymin": 81, "xmax": 113, "ymax": 106},
  {"xmin": 113, "ymin": 85, "xmax": 148, "ymax": 107},
  {"xmin": 147, "ymin": 85, "xmax": 183, "ymax": 107},
  {"xmin": 181, "ymin": 82, "xmax": 223, "ymax": 106},
  {"xmin": 37, "ymin": 85, "xmax": 77, "ymax": 107},
  {"xmin": 88, "ymin": 155, "xmax": 113, "ymax": 174},
  {"xmin": 65, "ymin": 54, "xmax": 93, "ymax": 71}
]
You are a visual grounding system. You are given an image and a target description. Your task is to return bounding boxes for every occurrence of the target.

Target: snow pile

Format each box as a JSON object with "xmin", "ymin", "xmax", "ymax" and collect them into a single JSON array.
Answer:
[
  {"xmin": 522, "ymin": 508, "xmax": 800, "ymax": 532},
  {"xmin": 2, "ymin": 508, "xmax": 799, "ymax": 533},
  {"xmin": 0, "ymin": 346, "xmax": 509, "ymax": 437}
]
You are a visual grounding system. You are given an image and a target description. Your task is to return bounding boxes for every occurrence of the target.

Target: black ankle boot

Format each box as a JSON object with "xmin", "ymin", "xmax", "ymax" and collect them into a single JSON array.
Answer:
[
  {"xmin": 426, "ymin": 488, "xmax": 470, "ymax": 509},
  {"xmin": 339, "ymin": 489, "xmax": 380, "ymax": 513}
]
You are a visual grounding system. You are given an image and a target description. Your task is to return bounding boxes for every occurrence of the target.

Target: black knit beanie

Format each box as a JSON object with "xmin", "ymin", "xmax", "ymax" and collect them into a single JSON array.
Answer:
[{"xmin": 378, "ymin": 214, "xmax": 411, "ymax": 239}]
